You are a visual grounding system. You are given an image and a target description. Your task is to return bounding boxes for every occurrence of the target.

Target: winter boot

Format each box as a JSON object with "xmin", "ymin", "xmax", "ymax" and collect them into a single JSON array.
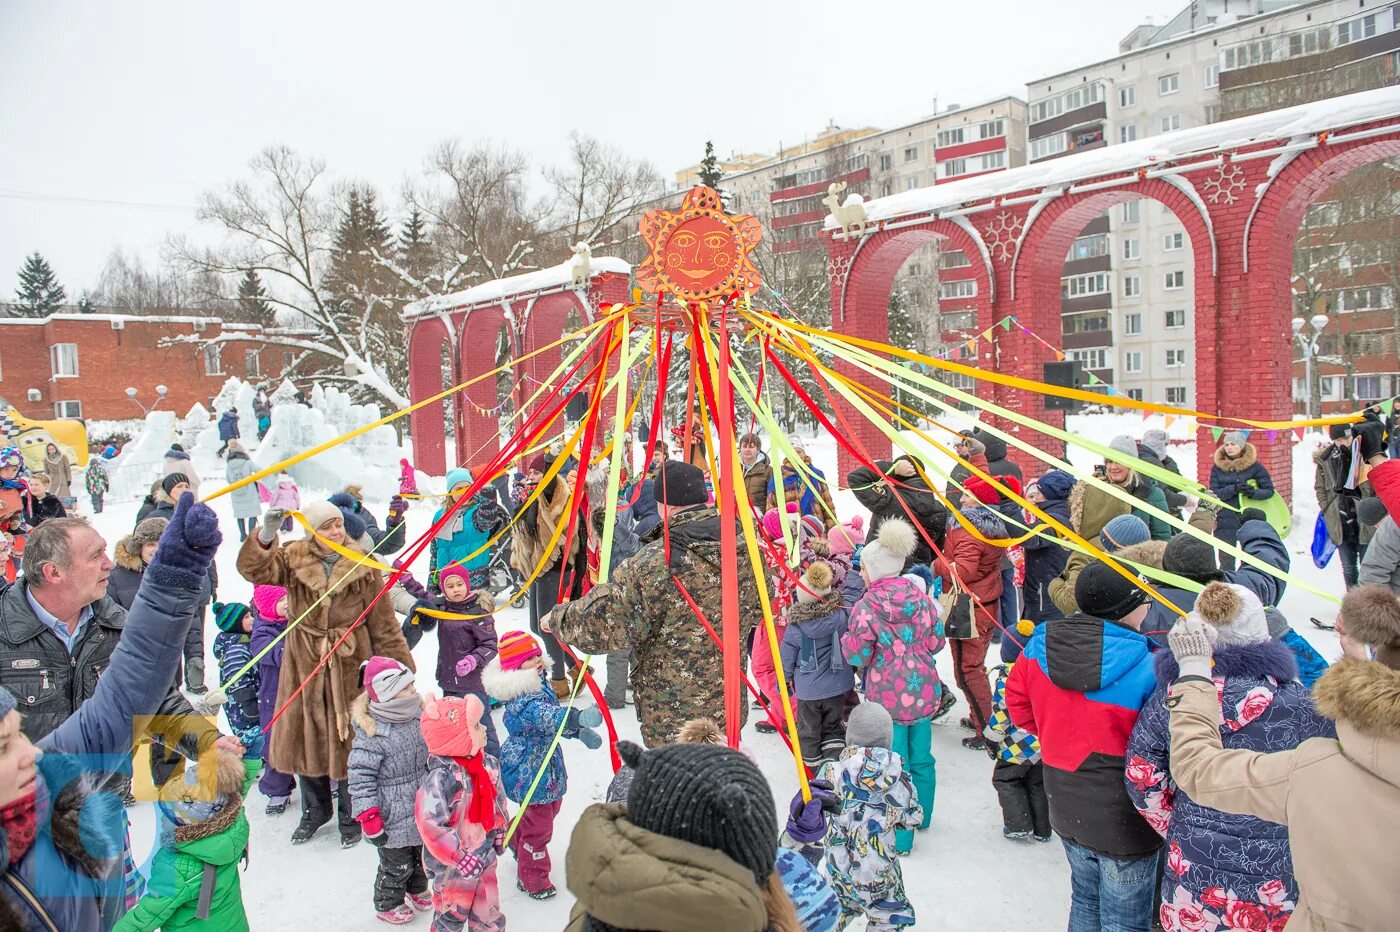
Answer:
[
  {"xmin": 336, "ymin": 782, "xmax": 361, "ymax": 848},
  {"xmin": 375, "ymin": 904, "xmax": 415, "ymax": 925},
  {"xmin": 517, "ymin": 880, "xmax": 557, "ymax": 901},
  {"xmin": 961, "ymin": 734, "xmax": 991, "ymax": 752},
  {"xmin": 931, "ymin": 689, "xmax": 957, "ymax": 722},
  {"xmin": 406, "ymin": 892, "xmax": 432, "ymax": 912},
  {"xmin": 550, "ymin": 678, "xmax": 572, "ymax": 699},
  {"xmin": 292, "ymin": 776, "xmax": 334, "ymax": 844},
  {"xmin": 265, "ymin": 796, "xmax": 291, "ymax": 816},
  {"xmin": 754, "ymin": 721, "xmax": 778, "ymax": 734},
  {"xmin": 1003, "ymin": 827, "xmax": 1034, "ymax": 841}
]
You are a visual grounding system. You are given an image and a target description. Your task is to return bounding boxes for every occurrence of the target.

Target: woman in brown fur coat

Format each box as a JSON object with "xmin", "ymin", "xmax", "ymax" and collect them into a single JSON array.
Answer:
[
  {"xmin": 237, "ymin": 499, "xmax": 413, "ymax": 847},
  {"xmin": 511, "ymin": 453, "xmax": 585, "ymax": 697}
]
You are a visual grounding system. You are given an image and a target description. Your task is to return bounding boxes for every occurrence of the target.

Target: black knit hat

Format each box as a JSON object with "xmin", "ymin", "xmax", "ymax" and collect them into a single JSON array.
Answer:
[
  {"xmin": 618, "ymin": 739, "xmax": 777, "ymax": 885},
  {"xmin": 655, "ymin": 460, "xmax": 708, "ymax": 507},
  {"xmin": 161, "ymin": 473, "xmax": 191, "ymax": 495},
  {"xmin": 1162, "ymin": 532, "xmax": 1224, "ymax": 583},
  {"xmin": 1074, "ymin": 561, "xmax": 1148, "ymax": 621}
]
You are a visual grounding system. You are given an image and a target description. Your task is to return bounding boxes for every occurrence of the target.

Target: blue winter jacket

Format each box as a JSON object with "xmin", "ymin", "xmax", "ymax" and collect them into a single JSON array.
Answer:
[
  {"xmin": 217, "ymin": 411, "xmax": 240, "ymax": 441},
  {"xmin": 1021, "ymin": 470, "xmax": 1075, "ymax": 623},
  {"xmin": 625, "ymin": 477, "xmax": 661, "ymax": 538},
  {"xmin": 487, "ymin": 668, "xmax": 582, "ymax": 805},
  {"xmin": 1125, "ymin": 640, "xmax": 1335, "ymax": 927},
  {"xmin": 780, "ymin": 590, "xmax": 855, "ymax": 702},
  {"xmin": 0, "ymin": 562, "xmax": 205, "ymax": 932},
  {"xmin": 212, "ymin": 629, "xmax": 262, "ymax": 755},
  {"xmin": 430, "ymin": 491, "xmax": 508, "ymax": 584}
]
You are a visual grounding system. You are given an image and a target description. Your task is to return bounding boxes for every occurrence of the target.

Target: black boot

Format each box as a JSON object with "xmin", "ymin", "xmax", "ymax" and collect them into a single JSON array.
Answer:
[
  {"xmin": 292, "ymin": 776, "xmax": 333, "ymax": 844},
  {"xmin": 336, "ymin": 780, "xmax": 361, "ymax": 848}
]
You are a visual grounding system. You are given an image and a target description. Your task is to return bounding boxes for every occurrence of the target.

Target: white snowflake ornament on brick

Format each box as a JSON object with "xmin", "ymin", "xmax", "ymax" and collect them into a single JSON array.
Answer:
[{"xmin": 1204, "ymin": 162, "xmax": 1247, "ymax": 205}]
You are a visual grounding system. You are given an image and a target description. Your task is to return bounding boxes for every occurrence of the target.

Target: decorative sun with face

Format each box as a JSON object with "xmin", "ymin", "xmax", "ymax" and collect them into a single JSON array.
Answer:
[{"xmin": 637, "ymin": 185, "xmax": 763, "ymax": 302}]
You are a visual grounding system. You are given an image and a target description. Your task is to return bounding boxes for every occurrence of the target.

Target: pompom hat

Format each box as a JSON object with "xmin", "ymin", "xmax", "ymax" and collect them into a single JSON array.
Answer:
[{"xmin": 861, "ymin": 518, "xmax": 916, "ymax": 581}]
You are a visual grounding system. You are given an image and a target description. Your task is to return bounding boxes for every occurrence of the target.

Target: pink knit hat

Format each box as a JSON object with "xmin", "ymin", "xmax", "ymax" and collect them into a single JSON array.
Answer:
[
  {"xmin": 827, "ymin": 516, "xmax": 865, "ymax": 556},
  {"xmin": 438, "ymin": 564, "xmax": 471, "ymax": 590},
  {"xmin": 360, "ymin": 656, "xmax": 414, "ymax": 703},
  {"xmin": 420, "ymin": 693, "xmax": 486, "ymax": 758},
  {"xmin": 761, "ymin": 502, "xmax": 800, "ymax": 541},
  {"xmin": 251, "ymin": 585, "xmax": 287, "ymax": 622}
]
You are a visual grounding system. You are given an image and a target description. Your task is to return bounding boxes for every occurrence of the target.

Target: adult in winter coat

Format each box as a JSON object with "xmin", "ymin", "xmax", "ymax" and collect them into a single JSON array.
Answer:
[
  {"xmin": 1125, "ymin": 583, "xmax": 1335, "ymax": 931},
  {"xmin": 1020, "ymin": 469, "xmax": 1074, "ymax": 627},
  {"xmin": 42, "ymin": 443, "xmax": 73, "ymax": 505},
  {"xmin": 162, "ymin": 445, "xmax": 200, "ymax": 491},
  {"xmin": 0, "ymin": 493, "xmax": 220, "ymax": 932},
  {"xmin": 217, "ymin": 408, "xmax": 240, "ymax": 444},
  {"xmin": 973, "ymin": 430, "xmax": 1023, "ymax": 483},
  {"xmin": 847, "ymin": 453, "xmax": 951, "ymax": 568},
  {"xmin": 1076, "ymin": 440, "xmax": 1173, "ymax": 542},
  {"xmin": 1048, "ymin": 514, "xmax": 1165, "ymax": 618},
  {"xmin": 237, "ymin": 499, "xmax": 414, "ymax": 846},
  {"xmin": 739, "ymin": 433, "xmax": 774, "ymax": 510},
  {"xmin": 552, "ymin": 461, "xmax": 763, "ymax": 747},
  {"xmin": 1209, "ymin": 432, "xmax": 1275, "ymax": 570},
  {"xmin": 1005, "ymin": 563, "xmax": 1163, "ymax": 931},
  {"xmin": 430, "ymin": 468, "xmax": 506, "ymax": 592},
  {"xmin": 935, "ymin": 475, "xmax": 1008, "ymax": 743},
  {"xmin": 1316, "ymin": 429, "xmax": 1378, "ymax": 590},
  {"xmin": 565, "ymin": 740, "xmax": 803, "ymax": 932},
  {"xmin": 511, "ymin": 454, "xmax": 586, "ymax": 694},
  {"xmin": 223, "ymin": 441, "xmax": 262, "ymax": 542},
  {"xmin": 108, "ymin": 517, "xmax": 168, "ymax": 611},
  {"xmin": 1163, "ymin": 604, "xmax": 1400, "ymax": 932},
  {"xmin": 767, "ymin": 443, "xmax": 837, "ymax": 525}
]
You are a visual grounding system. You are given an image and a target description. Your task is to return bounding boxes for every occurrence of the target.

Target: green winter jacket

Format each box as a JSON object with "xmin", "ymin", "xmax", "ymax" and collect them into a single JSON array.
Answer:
[{"xmin": 114, "ymin": 759, "xmax": 259, "ymax": 932}]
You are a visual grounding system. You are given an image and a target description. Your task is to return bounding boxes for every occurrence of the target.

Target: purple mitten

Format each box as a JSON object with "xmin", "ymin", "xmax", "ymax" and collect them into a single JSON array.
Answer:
[
  {"xmin": 786, "ymin": 779, "xmax": 838, "ymax": 844},
  {"xmin": 455, "ymin": 655, "xmax": 479, "ymax": 678},
  {"xmin": 150, "ymin": 493, "xmax": 222, "ymax": 577},
  {"xmin": 387, "ymin": 495, "xmax": 408, "ymax": 523}
]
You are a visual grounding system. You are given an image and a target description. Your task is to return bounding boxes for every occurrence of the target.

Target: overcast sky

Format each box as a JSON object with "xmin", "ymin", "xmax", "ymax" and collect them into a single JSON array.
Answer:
[{"xmin": 0, "ymin": 0, "xmax": 1173, "ymax": 295}]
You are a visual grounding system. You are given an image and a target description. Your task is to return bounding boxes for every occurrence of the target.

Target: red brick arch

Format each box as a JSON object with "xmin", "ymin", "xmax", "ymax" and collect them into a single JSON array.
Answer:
[
  {"xmin": 405, "ymin": 316, "xmax": 454, "ymax": 476},
  {"xmin": 458, "ymin": 306, "xmax": 512, "ymax": 470}
]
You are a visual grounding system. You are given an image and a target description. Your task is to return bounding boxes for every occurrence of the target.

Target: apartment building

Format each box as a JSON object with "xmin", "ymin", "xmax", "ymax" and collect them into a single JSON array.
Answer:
[{"xmin": 1025, "ymin": 0, "xmax": 1400, "ymax": 409}]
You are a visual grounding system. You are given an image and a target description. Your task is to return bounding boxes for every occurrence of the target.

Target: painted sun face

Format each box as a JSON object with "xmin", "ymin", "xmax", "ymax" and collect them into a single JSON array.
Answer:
[
  {"xmin": 638, "ymin": 186, "xmax": 762, "ymax": 302},
  {"xmin": 664, "ymin": 216, "xmax": 736, "ymax": 293}
]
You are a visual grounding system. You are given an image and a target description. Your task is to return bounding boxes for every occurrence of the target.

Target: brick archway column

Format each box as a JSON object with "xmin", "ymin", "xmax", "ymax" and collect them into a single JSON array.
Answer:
[
  {"xmin": 406, "ymin": 317, "xmax": 452, "ymax": 476},
  {"xmin": 458, "ymin": 306, "xmax": 510, "ymax": 471}
]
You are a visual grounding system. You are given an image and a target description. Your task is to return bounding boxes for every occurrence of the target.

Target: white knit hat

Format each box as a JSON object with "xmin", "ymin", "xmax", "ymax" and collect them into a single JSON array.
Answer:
[
  {"xmin": 861, "ymin": 518, "xmax": 916, "ymax": 581},
  {"xmin": 1193, "ymin": 582, "xmax": 1270, "ymax": 646},
  {"xmin": 301, "ymin": 500, "xmax": 342, "ymax": 530}
]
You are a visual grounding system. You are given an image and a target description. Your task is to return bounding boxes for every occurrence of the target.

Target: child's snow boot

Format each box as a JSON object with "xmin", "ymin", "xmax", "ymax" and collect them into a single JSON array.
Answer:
[
  {"xmin": 375, "ymin": 904, "xmax": 415, "ymax": 925},
  {"xmin": 517, "ymin": 879, "xmax": 557, "ymax": 900},
  {"xmin": 405, "ymin": 892, "xmax": 432, "ymax": 912}
]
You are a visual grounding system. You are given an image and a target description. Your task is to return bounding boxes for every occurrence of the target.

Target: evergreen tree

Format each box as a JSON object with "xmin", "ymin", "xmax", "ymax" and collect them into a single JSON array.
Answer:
[
  {"xmin": 396, "ymin": 208, "xmax": 434, "ymax": 291},
  {"xmin": 13, "ymin": 252, "xmax": 67, "ymax": 317},
  {"xmin": 698, "ymin": 141, "xmax": 723, "ymax": 191},
  {"xmin": 75, "ymin": 294, "xmax": 96, "ymax": 314},
  {"xmin": 325, "ymin": 185, "xmax": 402, "ymax": 402},
  {"xmin": 234, "ymin": 269, "xmax": 275, "ymax": 327}
]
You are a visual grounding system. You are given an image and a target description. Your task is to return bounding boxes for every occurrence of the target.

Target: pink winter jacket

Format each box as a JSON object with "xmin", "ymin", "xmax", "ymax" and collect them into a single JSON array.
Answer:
[
  {"xmin": 266, "ymin": 480, "xmax": 301, "ymax": 512},
  {"xmin": 841, "ymin": 576, "xmax": 947, "ymax": 723}
]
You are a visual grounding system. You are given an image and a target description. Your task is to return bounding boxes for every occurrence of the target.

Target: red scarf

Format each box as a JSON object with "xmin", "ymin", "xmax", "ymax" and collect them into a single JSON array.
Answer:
[
  {"xmin": 0, "ymin": 792, "xmax": 37, "ymax": 866},
  {"xmin": 452, "ymin": 755, "xmax": 497, "ymax": 830}
]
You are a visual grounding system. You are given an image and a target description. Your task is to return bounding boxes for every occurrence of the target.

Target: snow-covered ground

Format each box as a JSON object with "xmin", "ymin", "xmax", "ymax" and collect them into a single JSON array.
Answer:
[{"xmin": 83, "ymin": 412, "xmax": 1347, "ymax": 931}]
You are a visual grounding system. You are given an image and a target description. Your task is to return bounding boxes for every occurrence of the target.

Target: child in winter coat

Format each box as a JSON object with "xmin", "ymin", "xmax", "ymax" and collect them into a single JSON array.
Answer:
[
  {"xmin": 432, "ymin": 564, "xmax": 501, "ymax": 759},
  {"xmin": 815, "ymin": 702, "xmax": 922, "ymax": 930},
  {"xmin": 481, "ymin": 630, "xmax": 603, "ymax": 899},
  {"xmin": 211, "ymin": 601, "xmax": 264, "ymax": 759},
  {"xmin": 841, "ymin": 518, "xmax": 945, "ymax": 854},
  {"xmin": 0, "ymin": 530, "xmax": 17, "ymax": 587},
  {"xmin": 399, "ymin": 458, "xmax": 418, "ymax": 496},
  {"xmin": 266, "ymin": 472, "xmax": 300, "ymax": 533},
  {"xmin": 781, "ymin": 560, "xmax": 856, "ymax": 768},
  {"xmin": 349, "ymin": 657, "xmax": 433, "ymax": 925},
  {"xmin": 984, "ymin": 650, "xmax": 1051, "ymax": 842},
  {"xmin": 249, "ymin": 584, "xmax": 296, "ymax": 814},
  {"xmin": 431, "ymin": 467, "xmax": 509, "ymax": 594},
  {"xmin": 115, "ymin": 749, "xmax": 261, "ymax": 932},
  {"xmin": 415, "ymin": 693, "xmax": 509, "ymax": 932},
  {"xmin": 85, "ymin": 456, "xmax": 110, "ymax": 514},
  {"xmin": 23, "ymin": 472, "xmax": 66, "ymax": 526}
]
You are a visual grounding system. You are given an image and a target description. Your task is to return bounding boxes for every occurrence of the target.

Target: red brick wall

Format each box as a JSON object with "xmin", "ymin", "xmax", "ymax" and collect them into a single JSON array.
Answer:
[{"xmin": 0, "ymin": 316, "xmax": 281, "ymax": 422}]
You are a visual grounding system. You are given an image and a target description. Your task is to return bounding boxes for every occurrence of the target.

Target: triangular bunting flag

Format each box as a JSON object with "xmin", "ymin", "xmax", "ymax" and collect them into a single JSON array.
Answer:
[
  {"xmin": 1294, "ymin": 426, "xmax": 1306, "ymax": 440},
  {"xmin": 1009, "ymin": 315, "xmax": 1019, "ymax": 324},
  {"xmin": 1239, "ymin": 429, "xmax": 1252, "ymax": 440},
  {"xmin": 1054, "ymin": 350, "xmax": 1065, "ymax": 360},
  {"xmin": 1266, "ymin": 429, "xmax": 1278, "ymax": 443},
  {"xmin": 1210, "ymin": 426, "xmax": 1225, "ymax": 442},
  {"xmin": 1000, "ymin": 318, "xmax": 1013, "ymax": 331},
  {"xmin": 1087, "ymin": 373, "xmax": 1100, "ymax": 384},
  {"xmin": 1164, "ymin": 414, "xmax": 1176, "ymax": 429},
  {"xmin": 1142, "ymin": 409, "xmax": 1152, "ymax": 421},
  {"xmin": 1381, "ymin": 398, "xmax": 1395, "ymax": 416}
]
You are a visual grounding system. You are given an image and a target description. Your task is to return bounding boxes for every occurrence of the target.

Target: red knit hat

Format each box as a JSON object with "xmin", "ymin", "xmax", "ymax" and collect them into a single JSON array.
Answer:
[
  {"xmin": 497, "ymin": 630, "xmax": 543, "ymax": 671},
  {"xmin": 962, "ymin": 476, "xmax": 1001, "ymax": 506}
]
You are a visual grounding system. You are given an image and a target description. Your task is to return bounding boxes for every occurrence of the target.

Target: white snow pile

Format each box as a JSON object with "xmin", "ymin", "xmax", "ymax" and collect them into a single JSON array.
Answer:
[
  {"xmin": 103, "ymin": 411, "xmax": 180, "ymax": 501},
  {"xmin": 252, "ymin": 385, "xmax": 398, "ymax": 494}
]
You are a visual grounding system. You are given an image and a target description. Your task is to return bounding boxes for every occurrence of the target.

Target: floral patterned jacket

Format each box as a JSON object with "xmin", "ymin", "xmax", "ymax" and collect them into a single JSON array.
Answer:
[
  {"xmin": 1124, "ymin": 639, "xmax": 1335, "ymax": 932},
  {"xmin": 841, "ymin": 575, "xmax": 946, "ymax": 724}
]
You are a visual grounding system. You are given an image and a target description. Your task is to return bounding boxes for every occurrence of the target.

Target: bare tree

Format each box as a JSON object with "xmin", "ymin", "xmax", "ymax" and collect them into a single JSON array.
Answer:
[
  {"xmin": 167, "ymin": 145, "xmax": 408, "ymax": 407},
  {"xmin": 90, "ymin": 247, "xmax": 230, "ymax": 315},
  {"xmin": 544, "ymin": 131, "xmax": 664, "ymax": 250}
]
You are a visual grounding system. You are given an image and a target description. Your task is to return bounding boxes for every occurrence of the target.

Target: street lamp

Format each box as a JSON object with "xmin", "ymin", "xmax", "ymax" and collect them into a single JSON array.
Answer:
[
  {"xmin": 125, "ymin": 384, "xmax": 169, "ymax": 414},
  {"xmin": 1291, "ymin": 314, "xmax": 1330, "ymax": 420}
]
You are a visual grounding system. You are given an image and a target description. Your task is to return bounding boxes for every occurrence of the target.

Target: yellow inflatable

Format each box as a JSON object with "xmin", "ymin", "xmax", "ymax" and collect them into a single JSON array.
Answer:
[{"xmin": 3, "ymin": 409, "xmax": 88, "ymax": 470}]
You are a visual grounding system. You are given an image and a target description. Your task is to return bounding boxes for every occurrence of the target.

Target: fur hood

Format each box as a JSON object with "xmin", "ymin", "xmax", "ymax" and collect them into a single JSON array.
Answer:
[
  {"xmin": 350, "ymin": 690, "xmax": 425, "ymax": 738},
  {"xmin": 954, "ymin": 504, "xmax": 1008, "ymax": 539},
  {"xmin": 1213, "ymin": 442, "xmax": 1259, "ymax": 473},
  {"xmin": 1153, "ymin": 636, "xmax": 1298, "ymax": 687},
  {"xmin": 787, "ymin": 590, "xmax": 842, "ymax": 625},
  {"xmin": 481, "ymin": 657, "xmax": 547, "ymax": 703},
  {"xmin": 114, "ymin": 535, "xmax": 145, "ymax": 571},
  {"xmin": 278, "ymin": 536, "xmax": 379, "ymax": 594},
  {"xmin": 1312, "ymin": 658, "xmax": 1400, "ymax": 736},
  {"xmin": 166, "ymin": 751, "xmax": 247, "ymax": 845},
  {"xmin": 1114, "ymin": 540, "xmax": 1167, "ymax": 569}
]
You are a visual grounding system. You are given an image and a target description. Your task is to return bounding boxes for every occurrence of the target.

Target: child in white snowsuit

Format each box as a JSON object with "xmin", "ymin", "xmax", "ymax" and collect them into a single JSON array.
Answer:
[
  {"xmin": 348, "ymin": 657, "xmax": 431, "ymax": 924},
  {"xmin": 415, "ymin": 693, "xmax": 509, "ymax": 932},
  {"xmin": 816, "ymin": 702, "xmax": 922, "ymax": 931}
]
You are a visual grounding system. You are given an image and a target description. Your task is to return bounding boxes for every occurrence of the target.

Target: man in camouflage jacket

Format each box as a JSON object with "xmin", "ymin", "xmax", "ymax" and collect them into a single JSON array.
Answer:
[{"xmin": 552, "ymin": 461, "xmax": 762, "ymax": 747}]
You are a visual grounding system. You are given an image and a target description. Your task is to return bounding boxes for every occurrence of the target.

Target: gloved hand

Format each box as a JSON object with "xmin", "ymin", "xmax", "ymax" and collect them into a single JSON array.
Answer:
[
  {"xmin": 566, "ymin": 706, "xmax": 604, "ymax": 749},
  {"xmin": 408, "ymin": 599, "xmax": 437, "ymax": 633},
  {"xmin": 1357, "ymin": 419, "xmax": 1388, "ymax": 462},
  {"xmin": 1240, "ymin": 507, "xmax": 1268, "ymax": 525},
  {"xmin": 150, "ymin": 494, "xmax": 222, "ymax": 576},
  {"xmin": 786, "ymin": 779, "xmax": 838, "ymax": 843},
  {"xmin": 574, "ymin": 725, "xmax": 603, "ymax": 749},
  {"xmin": 454, "ymin": 848, "xmax": 492, "ymax": 879},
  {"xmin": 260, "ymin": 509, "xmax": 286, "ymax": 544},
  {"xmin": 1244, "ymin": 479, "xmax": 1258, "ymax": 490},
  {"xmin": 191, "ymin": 688, "xmax": 228, "ymax": 716},
  {"xmin": 1168, "ymin": 615, "xmax": 1217, "ymax": 681},
  {"xmin": 356, "ymin": 808, "xmax": 387, "ymax": 847},
  {"xmin": 455, "ymin": 655, "xmax": 479, "ymax": 678},
  {"xmin": 387, "ymin": 495, "xmax": 408, "ymax": 523}
]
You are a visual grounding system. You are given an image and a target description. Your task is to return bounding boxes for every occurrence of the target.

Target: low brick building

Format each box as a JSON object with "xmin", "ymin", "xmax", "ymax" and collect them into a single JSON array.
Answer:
[{"xmin": 0, "ymin": 313, "xmax": 314, "ymax": 421}]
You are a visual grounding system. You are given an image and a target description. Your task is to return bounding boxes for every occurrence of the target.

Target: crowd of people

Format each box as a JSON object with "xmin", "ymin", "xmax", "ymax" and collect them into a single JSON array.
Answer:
[{"xmin": 0, "ymin": 399, "xmax": 1396, "ymax": 931}]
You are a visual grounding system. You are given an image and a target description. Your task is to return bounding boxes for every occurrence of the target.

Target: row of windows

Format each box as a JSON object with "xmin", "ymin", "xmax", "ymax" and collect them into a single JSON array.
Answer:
[
  {"xmin": 938, "ymin": 280, "xmax": 978, "ymax": 299},
  {"xmin": 1062, "ymin": 270, "xmax": 1190, "ymax": 298},
  {"xmin": 1221, "ymin": 6, "xmax": 1400, "ymax": 74},
  {"xmin": 1123, "ymin": 309, "xmax": 1188, "ymax": 334},
  {"xmin": 1062, "ymin": 272, "xmax": 1111, "ymax": 298},
  {"xmin": 44, "ymin": 341, "xmax": 256, "ymax": 379},
  {"xmin": 1295, "ymin": 373, "xmax": 1399, "ymax": 401},
  {"xmin": 935, "ymin": 118, "xmax": 1006, "ymax": 148},
  {"xmin": 942, "ymin": 150, "xmax": 1006, "ymax": 178},
  {"xmin": 1031, "ymin": 82, "xmax": 1104, "ymax": 123}
]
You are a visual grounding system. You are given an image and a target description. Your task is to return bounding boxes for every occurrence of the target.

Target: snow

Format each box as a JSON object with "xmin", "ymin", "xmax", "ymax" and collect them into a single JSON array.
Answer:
[
  {"xmin": 402, "ymin": 256, "xmax": 633, "ymax": 320},
  {"xmin": 76, "ymin": 411, "xmax": 1350, "ymax": 931},
  {"xmin": 252, "ymin": 388, "xmax": 398, "ymax": 491},
  {"xmin": 831, "ymin": 85, "xmax": 1400, "ymax": 229}
]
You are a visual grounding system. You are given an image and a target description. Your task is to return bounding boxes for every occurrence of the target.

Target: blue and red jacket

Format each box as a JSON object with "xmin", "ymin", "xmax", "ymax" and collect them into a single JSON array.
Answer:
[{"xmin": 1005, "ymin": 613, "xmax": 1161, "ymax": 859}]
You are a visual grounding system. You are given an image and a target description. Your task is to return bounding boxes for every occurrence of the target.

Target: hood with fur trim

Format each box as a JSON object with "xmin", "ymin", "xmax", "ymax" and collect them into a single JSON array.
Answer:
[
  {"xmin": 1312, "ymin": 659, "xmax": 1400, "ymax": 738},
  {"xmin": 954, "ymin": 504, "xmax": 1008, "ymax": 539},
  {"xmin": 164, "ymin": 751, "xmax": 248, "ymax": 845},
  {"xmin": 1114, "ymin": 539, "xmax": 1167, "ymax": 569},
  {"xmin": 114, "ymin": 535, "xmax": 145, "ymax": 571},
  {"xmin": 481, "ymin": 656, "xmax": 547, "ymax": 703},
  {"xmin": 1213, "ymin": 442, "xmax": 1259, "ymax": 473}
]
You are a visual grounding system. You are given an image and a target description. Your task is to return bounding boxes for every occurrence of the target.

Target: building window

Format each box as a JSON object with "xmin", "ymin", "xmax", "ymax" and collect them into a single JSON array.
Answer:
[
  {"xmin": 1123, "ymin": 238, "xmax": 1141, "ymax": 260},
  {"xmin": 1354, "ymin": 375, "xmax": 1386, "ymax": 398},
  {"xmin": 939, "ymin": 249, "xmax": 971, "ymax": 269},
  {"xmin": 1163, "ymin": 232, "xmax": 1184, "ymax": 251},
  {"xmin": 1336, "ymin": 286, "xmax": 1393, "ymax": 311},
  {"xmin": 936, "ymin": 128, "xmax": 965, "ymax": 147},
  {"xmin": 52, "ymin": 400, "xmax": 82, "ymax": 419},
  {"xmin": 1164, "ymin": 271, "xmax": 1186, "ymax": 291},
  {"xmin": 1029, "ymin": 132, "xmax": 1068, "ymax": 161},
  {"xmin": 981, "ymin": 150, "xmax": 1006, "ymax": 171},
  {"xmin": 881, "ymin": 180, "xmax": 893, "ymax": 196},
  {"xmin": 1166, "ymin": 348, "xmax": 1187, "ymax": 368},
  {"xmin": 1203, "ymin": 104, "xmax": 1221, "ymax": 123},
  {"xmin": 1159, "ymin": 73, "xmax": 1180, "ymax": 95},
  {"xmin": 1203, "ymin": 63, "xmax": 1220, "ymax": 88},
  {"xmin": 1160, "ymin": 113, "xmax": 1182, "ymax": 133},
  {"xmin": 1122, "ymin": 201, "xmax": 1141, "ymax": 223},
  {"xmin": 1123, "ymin": 276, "xmax": 1142, "ymax": 297},
  {"xmin": 1338, "ymin": 13, "xmax": 1378, "ymax": 46},
  {"xmin": 940, "ymin": 311, "xmax": 976, "ymax": 332},
  {"xmin": 1031, "ymin": 82, "xmax": 1104, "ymax": 123},
  {"xmin": 943, "ymin": 159, "xmax": 968, "ymax": 178},
  {"xmin": 1124, "ymin": 351, "xmax": 1143, "ymax": 373},
  {"xmin": 903, "ymin": 146, "xmax": 919, "ymax": 163},
  {"xmin": 1124, "ymin": 312, "xmax": 1143, "ymax": 335},
  {"xmin": 905, "ymin": 175, "xmax": 919, "ymax": 191},
  {"xmin": 1070, "ymin": 348, "xmax": 1109, "ymax": 370},
  {"xmin": 1166, "ymin": 386, "xmax": 1187, "ymax": 405},
  {"xmin": 50, "ymin": 343, "xmax": 79, "ymax": 378},
  {"xmin": 1062, "ymin": 272, "xmax": 1111, "ymax": 298},
  {"xmin": 1165, "ymin": 308, "xmax": 1186, "ymax": 328},
  {"xmin": 1067, "ymin": 234, "xmax": 1109, "ymax": 261},
  {"xmin": 204, "ymin": 344, "xmax": 224, "ymax": 376},
  {"xmin": 879, "ymin": 154, "xmax": 893, "ymax": 172},
  {"xmin": 977, "ymin": 118, "xmax": 1005, "ymax": 140},
  {"xmin": 1119, "ymin": 124, "xmax": 1139, "ymax": 143},
  {"xmin": 246, "ymin": 349, "xmax": 261, "ymax": 377},
  {"xmin": 1126, "ymin": 388, "xmax": 1144, "ymax": 401},
  {"xmin": 938, "ymin": 280, "xmax": 978, "ymax": 299},
  {"xmin": 1120, "ymin": 86, "xmax": 1136, "ymax": 108},
  {"xmin": 1063, "ymin": 312, "xmax": 1111, "ymax": 334}
]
